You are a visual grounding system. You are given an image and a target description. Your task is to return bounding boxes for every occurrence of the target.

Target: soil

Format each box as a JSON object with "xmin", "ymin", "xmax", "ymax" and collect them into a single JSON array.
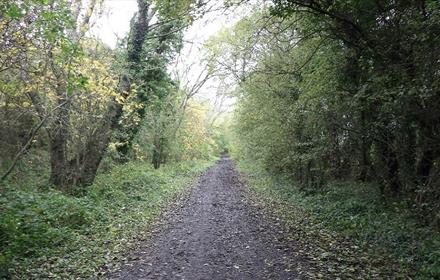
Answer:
[{"xmin": 110, "ymin": 156, "xmax": 310, "ymax": 280}]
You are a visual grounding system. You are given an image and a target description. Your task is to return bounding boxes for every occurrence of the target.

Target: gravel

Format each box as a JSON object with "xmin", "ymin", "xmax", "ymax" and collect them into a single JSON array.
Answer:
[{"xmin": 110, "ymin": 156, "xmax": 309, "ymax": 280}]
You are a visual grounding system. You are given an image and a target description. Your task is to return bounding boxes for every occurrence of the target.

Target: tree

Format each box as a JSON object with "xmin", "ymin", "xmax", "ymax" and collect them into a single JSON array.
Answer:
[
  {"xmin": 270, "ymin": 0, "xmax": 440, "ymax": 194},
  {"xmin": 208, "ymin": 0, "xmax": 440, "ymax": 222},
  {"xmin": 0, "ymin": 0, "xmax": 206, "ymax": 190},
  {"xmin": 115, "ymin": 12, "xmax": 186, "ymax": 161}
]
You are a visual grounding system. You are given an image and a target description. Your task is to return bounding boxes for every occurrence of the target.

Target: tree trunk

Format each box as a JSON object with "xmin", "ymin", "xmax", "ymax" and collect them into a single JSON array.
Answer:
[
  {"xmin": 379, "ymin": 135, "xmax": 400, "ymax": 195},
  {"xmin": 69, "ymin": 1, "xmax": 152, "ymax": 185},
  {"xmin": 417, "ymin": 148, "xmax": 434, "ymax": 184},
  {"xmin": 116, "ymin": 13, "xmax": 176, "ymax": 161},
  {"xmin": 48, "ymin": 96, "xmax": 72, "ymax": 189},
  {"xmin": 48, "ymin": 1, "xmax": 151, "ymax": 188},
  {"xmin": 358, "ymin": 111, "xmax": 370, "ymax": 181},
  {"xmin": 75, "ymin": 75, "xmax": 130, "ymax": 186},
  {"xmin": 152, "ymin": 136, "xmax": 165, "ymax": 169},
  {"xmin": 416, "ymin": 121, "xmax": 438, "ymax": 185}
]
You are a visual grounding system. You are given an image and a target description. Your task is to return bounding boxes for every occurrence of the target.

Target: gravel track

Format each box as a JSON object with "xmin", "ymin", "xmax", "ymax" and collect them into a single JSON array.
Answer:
[{"xmin": 110, "ymin": 157, "xmax": 308, "ymax": 280}]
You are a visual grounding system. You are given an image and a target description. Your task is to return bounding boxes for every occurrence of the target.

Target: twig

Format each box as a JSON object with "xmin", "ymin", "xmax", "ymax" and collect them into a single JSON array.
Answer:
[{"xmin": 1, "ymin": 100, "xmax": 69, "ymax": 182}]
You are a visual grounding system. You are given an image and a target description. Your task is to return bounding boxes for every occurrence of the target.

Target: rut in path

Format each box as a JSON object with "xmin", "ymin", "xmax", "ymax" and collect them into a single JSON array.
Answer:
[{"xmin": 111, "ymin": 157, "xmax": 309, "ymax": 280}]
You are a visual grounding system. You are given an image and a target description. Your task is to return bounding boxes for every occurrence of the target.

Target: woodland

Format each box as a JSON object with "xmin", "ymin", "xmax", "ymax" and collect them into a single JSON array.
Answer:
[{"xmin": 1, "ymin": 0, "xmax": 439, "ymax": 279}]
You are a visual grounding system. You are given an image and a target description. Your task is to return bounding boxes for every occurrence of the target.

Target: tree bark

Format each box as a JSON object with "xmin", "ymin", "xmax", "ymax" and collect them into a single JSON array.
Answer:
[
  {"xmin": 49, "ymin": 0, "xmax": 151, "ymax": 188},
  {"xmin": 74, "ymin": 74, "xmax": 130, "ymax": 186},
  {"xmin": 378, "ymin": 135, "xmax": 400, "ymax": 195},
  {"xmin": 416, "ymin": 121, "xmax": 438, "ymax": 185}
]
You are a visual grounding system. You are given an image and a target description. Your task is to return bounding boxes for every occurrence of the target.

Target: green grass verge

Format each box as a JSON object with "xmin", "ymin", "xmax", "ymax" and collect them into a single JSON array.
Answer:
[
  {"xmin": 0, "ymin": 160, "xmax": 213, "ymax": 279},
  {"xmin": 237, "ymin": 161, "xmax": 440, "ymax": 279}
]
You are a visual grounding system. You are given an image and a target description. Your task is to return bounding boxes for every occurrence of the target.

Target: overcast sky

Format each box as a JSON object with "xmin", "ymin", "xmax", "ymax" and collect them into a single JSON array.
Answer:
[
  {"xmin": 89, "ymin": 0, "xmax": 247, "ymax": 111},
  {"xmin": 90, "ymin": 0, "xmax": 239, "ymax": 49}
]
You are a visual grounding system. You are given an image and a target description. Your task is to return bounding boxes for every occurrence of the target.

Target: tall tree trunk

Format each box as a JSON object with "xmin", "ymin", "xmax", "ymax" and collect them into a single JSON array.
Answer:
[
  {"xmin": 378, "ymin": 135, "xmax": 400, "ymax": 195},
  {"xmin": 152, "ymin": 136, "xmax": 165, "ymax": 169},
  {"xmin": 358, "ymin": 111, "xmax": 370, "ymax": 181},
  {"xmin": 50, "ymin": 1, "xmax": 151, "ymax": 188},
  {"xmin": 75, "ymin": 75, "xmax": 130, "ymax": 186},
  {"xmin": 71, "ymin": 1, "xmax": 153, "ymax": 185},
  {"xmin": 48, "ymin": 86, "xmax": 72, "ymax": 189},
  {"xmin": 48, "ymin": 127, "xmax": 69, "ymax": 187},
  {"xmin": 115, "ymin": 1, "xmax": 153, "ymax": 161},
  {"xmin": 115, "ymin": 14, "xmax": 177, "ymax": 161},
  {"xmin": 416, "ymin": 121, "xmax": 438, "ymax": 185}
]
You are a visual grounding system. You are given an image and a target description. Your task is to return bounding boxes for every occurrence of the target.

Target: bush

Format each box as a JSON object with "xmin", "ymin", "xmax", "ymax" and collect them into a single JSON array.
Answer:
[
  {"xmin": 0, "ymin": 159, "xmax": 212, "ymax": 279},
  {"xmin": 238, "ymin": 160, "xmax": 440, "ymax": 279}
]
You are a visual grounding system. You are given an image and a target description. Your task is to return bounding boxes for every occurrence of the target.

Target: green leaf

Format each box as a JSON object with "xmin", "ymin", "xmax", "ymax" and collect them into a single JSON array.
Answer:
[{"xmin": 7, "ymin": 3, "xmax": 22, "ymax": 19}]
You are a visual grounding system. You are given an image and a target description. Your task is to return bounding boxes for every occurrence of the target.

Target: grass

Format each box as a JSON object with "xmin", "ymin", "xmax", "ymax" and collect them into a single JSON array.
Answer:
[
  {"xmin": 0, "ymin": 159, "xmax": 214, "ymax": 279},
  {"xmin": 237, "ymin": 160, "xmax": 440, "ymax": 279}
]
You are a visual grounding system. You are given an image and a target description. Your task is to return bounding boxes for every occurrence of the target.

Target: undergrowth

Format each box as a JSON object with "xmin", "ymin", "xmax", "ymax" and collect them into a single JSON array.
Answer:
[
  {"xmin": 238, "ymin": 161, "xmax": 440, "ymax": 279},
  {"xmin": 0, "ymin": 160, "xmax": 213, "ymax": 279}
]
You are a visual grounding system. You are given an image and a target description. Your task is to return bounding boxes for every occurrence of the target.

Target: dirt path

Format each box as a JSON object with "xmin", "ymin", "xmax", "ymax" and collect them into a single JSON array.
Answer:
[{"xmin": 110, "ymin": 157, "xmax": 309, "ymax": 279}]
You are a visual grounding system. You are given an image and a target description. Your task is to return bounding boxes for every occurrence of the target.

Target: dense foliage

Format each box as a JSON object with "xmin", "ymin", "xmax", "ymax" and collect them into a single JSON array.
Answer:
[
  {"xmin": 206, "ymin": 0, "xmax": 440, "ymax": 277},
  {"xmin": 2, "ymin": 0, "xmax": 440, "ymax": 278},
  {"xmin": 0, "ymin": 0, "xmax": 220, "ymax": 189},
  {"xmin": 0, "ymin": 1, "xmax": 222, "ymax": 277},
  {"xmin": 240, "ymin": 162, "xmax": 440, "ymax": 278},
  {"xmin": 0, "ymin": 160, "xmax": 212, "ymax": 278},
  {"xmin": 208, "ymin": 0, "xmax": 440, "ymax": 224}
]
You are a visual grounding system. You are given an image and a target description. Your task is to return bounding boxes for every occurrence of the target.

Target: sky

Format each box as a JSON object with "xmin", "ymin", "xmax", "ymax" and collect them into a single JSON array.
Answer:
[
  {"xmin": 91, "ymin": 0, "xmax": 237, "ymax": 48},
  {"xmin": 90, "ymin": 0, "xmax": 138, "ymax": 47},
  {"xmin": 89, "ymin": 0, "xmax": 248, "ymax": 112}
]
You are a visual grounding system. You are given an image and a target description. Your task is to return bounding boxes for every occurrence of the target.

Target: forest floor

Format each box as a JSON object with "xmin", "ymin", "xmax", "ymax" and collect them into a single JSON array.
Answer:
[{"xmin": 109, "ymin": 156, "xmax": 315, "ymax": 279}]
